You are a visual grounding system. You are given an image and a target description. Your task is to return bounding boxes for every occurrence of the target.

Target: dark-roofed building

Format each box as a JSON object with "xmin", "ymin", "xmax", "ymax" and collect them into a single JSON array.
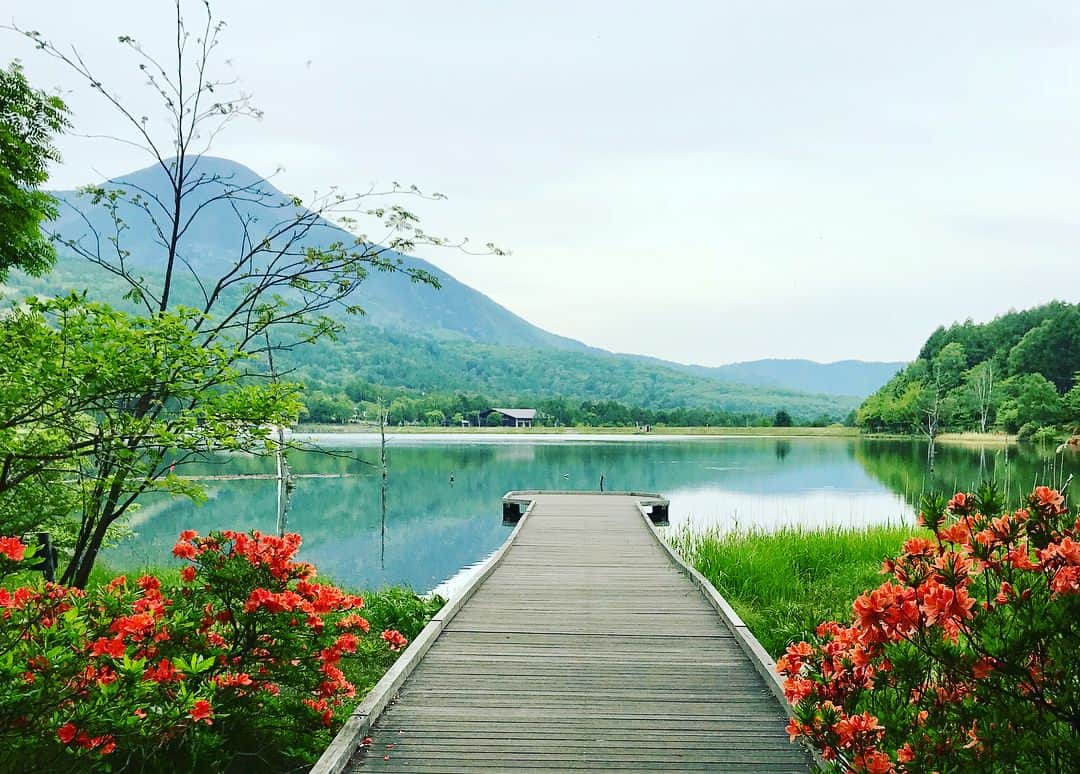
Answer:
[{"xmin": 480, "ymin": 408, "xmax": 537, "ymax": 428}]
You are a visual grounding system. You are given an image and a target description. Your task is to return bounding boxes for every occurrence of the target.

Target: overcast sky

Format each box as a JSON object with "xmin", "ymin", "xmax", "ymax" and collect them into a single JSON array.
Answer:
[{"xmin": 8, "ymin": 1, "xmax": 1080, "ymax": 365}]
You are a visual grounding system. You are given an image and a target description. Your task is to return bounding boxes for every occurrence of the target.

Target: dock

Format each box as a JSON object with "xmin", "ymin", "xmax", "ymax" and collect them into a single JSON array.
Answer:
[{"xmin": 314, "ymin": 492, "xmax": 813, "ymax": 772}]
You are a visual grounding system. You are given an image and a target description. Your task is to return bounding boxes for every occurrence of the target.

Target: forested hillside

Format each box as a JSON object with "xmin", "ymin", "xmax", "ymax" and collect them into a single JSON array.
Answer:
[
  {"xmin": 4, "ymin": 157, "xmax": 874, "ymax": 424},
  {"xmin": 675, "ymin": 358, "xmax": 905, "ymax": 398},
  {"xmin": 288, "ymin": 322, "xmax": 860, "ymax": 424},
  {"xmin": 857, "ymin": 302, "xmax": 1080, "ymax": 439}
]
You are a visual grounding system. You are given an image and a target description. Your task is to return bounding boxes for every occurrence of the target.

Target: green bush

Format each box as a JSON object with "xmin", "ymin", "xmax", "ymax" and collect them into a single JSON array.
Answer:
[
  {"xmin": 1016, "ymin": 421, "xmax": 1041, "ymax": 442},
  {"xmin": 0, "ymin": 530, "xmax": 422, "ymax": 771},
  {"xmin": 779, "ymin": 485, "xmax": 1080, "ymax": 772}
]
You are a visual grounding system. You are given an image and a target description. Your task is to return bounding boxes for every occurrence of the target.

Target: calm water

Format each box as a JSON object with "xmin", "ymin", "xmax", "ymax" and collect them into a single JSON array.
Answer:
[{"xmin": 105, "ymin": 434, "xmax": 1080, "ymax": 593}]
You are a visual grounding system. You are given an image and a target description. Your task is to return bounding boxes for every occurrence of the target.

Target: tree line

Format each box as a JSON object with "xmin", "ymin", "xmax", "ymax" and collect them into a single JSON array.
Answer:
[
  {"xmin": 857, "ymin": 302, "xmax": 1080, "ymax": 441},
  {"xmin": 298, "ymin": 378, "xmax": 847, "ymax": 428}
]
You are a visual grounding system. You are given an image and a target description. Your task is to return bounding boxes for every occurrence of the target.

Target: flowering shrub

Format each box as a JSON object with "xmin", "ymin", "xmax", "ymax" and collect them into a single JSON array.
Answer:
[
  {"xmin": 0, "ymin": 530, "xmax": 413, "ymax": 771},
  {"xmin": 778, "ymin": 484, "xmax": 1080, "ymax": 772}
]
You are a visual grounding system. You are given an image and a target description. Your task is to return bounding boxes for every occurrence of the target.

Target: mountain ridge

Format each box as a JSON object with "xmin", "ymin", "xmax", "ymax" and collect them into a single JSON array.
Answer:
[{"xmin": 23, "ymin": 157, "xmax": 899, "ymax": 411}]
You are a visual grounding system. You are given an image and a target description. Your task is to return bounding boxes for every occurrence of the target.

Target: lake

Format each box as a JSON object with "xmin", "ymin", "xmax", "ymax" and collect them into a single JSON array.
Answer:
[{"xmin": 105, "ymin": 434, "xmax": 1080, "ymax": 593}]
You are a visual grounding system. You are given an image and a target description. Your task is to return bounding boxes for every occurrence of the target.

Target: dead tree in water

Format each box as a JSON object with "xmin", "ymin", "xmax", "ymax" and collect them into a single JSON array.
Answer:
[
  {"xmin": 266, "ymin": 335, "xmax": 294, "ymax": 537},
  {"xmin": 970, "ymin": 362, "xmax": 994, "ymax": 434},
  {"xmin": 919, "ymin": 381, "xmax": 943, "ymax": 471},
  {"xmin": 378, "ymin": 403, "xmax": 390, "ymax": 568}
]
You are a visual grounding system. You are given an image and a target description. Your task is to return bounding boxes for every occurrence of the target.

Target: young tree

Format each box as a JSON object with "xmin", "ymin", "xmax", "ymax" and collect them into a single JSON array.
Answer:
[
  {"xmin": 996, "ymin": 373, "xmax": 1064, "ymax": 435},
  {"xmin": 0, "ymin": 62, "xmax": 72, "ymax": 539},
  {"xmin": 931, "ymin": 341, "xmax": 967, "ymax": 394},
  {"xmin": 0, "ymin": 61, "xmax": 69, "ymax": 279},
  {"xmin": 8, "ymin": 2, "xmax": 498, "ymax": 585},
  {"xmin": 0, "ymin": 294, "xmax": 300, "ymax": 583}
]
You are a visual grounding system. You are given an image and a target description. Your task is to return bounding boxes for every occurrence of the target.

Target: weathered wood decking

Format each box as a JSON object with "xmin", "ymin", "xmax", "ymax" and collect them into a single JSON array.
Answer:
[{"xmin": 316, "ymin": 492, "xmax": 813, "ymax": 773}]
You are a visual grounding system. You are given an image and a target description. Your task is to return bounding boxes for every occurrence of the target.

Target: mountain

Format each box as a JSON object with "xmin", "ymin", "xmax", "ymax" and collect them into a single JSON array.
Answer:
[
  {"xmin": 297, "ymin": 325, "xmax": 862, "ymax": 418},
  {"xmin": 12, "ymin": 157, "xmax": 882, "ymax": 418},
  {"xmin": 681, "ymin": 359, "xmax": 906, "ymax": 398},
  {"xmin": 41, "ymin": 157, "xmax": 587, "ymax": 352}
]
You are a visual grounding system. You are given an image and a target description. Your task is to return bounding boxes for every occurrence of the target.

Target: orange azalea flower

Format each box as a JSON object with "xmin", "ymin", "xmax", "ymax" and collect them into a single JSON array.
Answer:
[
  {"xmin": 902, "ymin": 537, "xmax": 935, "ymax": 556},
  {"xmin": 937, "ymin": 520, "xmax": 972, "ymax": 544},
  {"xmin": 947, "ymin": 492, "xmax": 972, "ymax": 514},
  {"xmin": 337, "ymin": 613, "xmax": 371, "ymax": 633},
  {"xmin": 214, "ymin": 671, "xmax": 254, "ymax": 689},
  {"xmin": 144, "ymin": 658, "xmax": 184, "ymax": 683},
  {"xmin": 136, "ymin": 575, "xmax": 161, "ymax": 591},
  {"xmin": 832, "ymin": 711, "xmax": 883, "ymax": 748},
  {"xmin": 1031, "ymin": 486, "xmax": 1065, "ymax": 514},
  {"xmin": 57, "ymin": 723, "xmax": 77, "ymax": 745},
  {"xmin": 933, "ymin": 551, "xmax": 974, "ymax": 581},
  {"xmin": 783, "ymin": 676, "xmax": 814, "ymax": 704},
  {"xmin": 1056, "ymin": 537, "xmax": 1080, "ymax": 566},
  {"xmin": 785, "ymin": 718, "xmax": 802, "ymax": 742},
  {"xmin": 919, "ymin": 581, "xmax": 974, "ymax": 631},
  {"xmin": 1007, "ymin": 545, "xmax": 1040, "ymax": 571},
  {"xmin": 855, "ymin": 750, "xmax": 894, "ymax": 774},
  {"xmin": 0, "ymin": 536, "xmax": 26, "ymax": 562},
  {"xmin": 381, "ymin": 629, "xmax": 408, "ymax": 652},
  {"xmin": 172, "ymin": 540, "xmax": 196, "ymax": 559},
  {"xmin": 788, "ymin": 641, "xmax": 813, "ymax": 658},
  {"xmin": 189, "ymin": 699, "xmax": 214, "ymax": 724},
  {"xmin": 1050, "ymin": 566, "xmax": 1080, "ymax": 595},
  {"xmin": 90, "ymin": 637, "xmax": 125, "ymax": 659},
  {"xmin": 995, "ymin": 581, "xmax": 1013, "ymax": 605},
  {"xmin": 110, "ymin": 613, "xmax": 156, "ymax": 641},
  {"xmin": 972, "ymin": 657, "xmax": 995, "ymax": 680}
]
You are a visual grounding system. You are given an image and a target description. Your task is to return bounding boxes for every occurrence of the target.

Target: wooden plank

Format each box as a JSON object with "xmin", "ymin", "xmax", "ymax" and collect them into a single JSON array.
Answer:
[{"xmin": 321, "ymin": 493, "xmax": 813, "ymax": 772}]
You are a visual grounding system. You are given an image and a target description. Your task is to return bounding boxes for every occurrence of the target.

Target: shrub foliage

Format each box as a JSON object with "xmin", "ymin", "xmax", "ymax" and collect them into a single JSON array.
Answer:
[
  {"xmin": 778, "ymin": 484, "xmax": 1080, "ymax": 771},
  {"xmin": 0, "ymin": 530, "xmax": 412, "ymax": 771}
]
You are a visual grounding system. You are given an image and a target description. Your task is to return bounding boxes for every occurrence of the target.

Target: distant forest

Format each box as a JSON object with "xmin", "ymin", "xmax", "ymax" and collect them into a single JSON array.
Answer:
[
  {"xmin": 857, "ymin": 301, "xmax": 1080, "ymax": 440},
  {"xmin": 296, "ymin": 377, "xmax": 849, "ymax": 429},
  {"xmin": 281, "ymin": 325, "xmax": 859, "ymax": 427}
]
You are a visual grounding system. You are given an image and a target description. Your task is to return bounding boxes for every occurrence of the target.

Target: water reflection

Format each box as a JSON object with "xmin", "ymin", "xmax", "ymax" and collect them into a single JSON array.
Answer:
[{"xmin": 105, "ymin": 435, "xmax": 1080, "ymax": 593}]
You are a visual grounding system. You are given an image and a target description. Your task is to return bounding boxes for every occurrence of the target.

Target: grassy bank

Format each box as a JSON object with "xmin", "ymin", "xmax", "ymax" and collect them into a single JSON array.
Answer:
[
  {"xmin": 860, "ymin": 431, "xmax": 1018, "ymax": 445},
  {"xmin": 670, "ymin": 524, "xmax": 919, "ymax": 657},
  {"xmin": 294, "ymin": 423, "xmax": 860, "ymax": 437}
]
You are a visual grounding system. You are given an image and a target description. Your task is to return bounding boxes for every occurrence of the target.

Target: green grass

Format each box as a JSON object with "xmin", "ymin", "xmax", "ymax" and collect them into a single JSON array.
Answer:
[{"xmin": 670, "ymin": 524, "xmax": 919, "ymax": 657}]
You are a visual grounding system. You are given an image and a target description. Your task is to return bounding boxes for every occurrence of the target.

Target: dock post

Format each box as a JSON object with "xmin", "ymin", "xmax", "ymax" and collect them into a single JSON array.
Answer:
[
  {"xmin": 648, "ymin": 502, "xmax": 669, "ymax": 524},
  {"xmin": 502, "ymin": 501, "xmax": 522, "ymax": 524}
]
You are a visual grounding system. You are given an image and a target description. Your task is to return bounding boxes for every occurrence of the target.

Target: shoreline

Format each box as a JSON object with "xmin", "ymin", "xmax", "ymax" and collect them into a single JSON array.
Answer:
[
  {"xmin": 292, "ymin": 424, "xmax": 861, "ymax": 438},
  {"xmin": 292, "ymin": 425, "xmax": 1023, "ymax": 445},
  {"xmin": 861, "ymin": 431, "xmax": 1018, "ymax": 446}
]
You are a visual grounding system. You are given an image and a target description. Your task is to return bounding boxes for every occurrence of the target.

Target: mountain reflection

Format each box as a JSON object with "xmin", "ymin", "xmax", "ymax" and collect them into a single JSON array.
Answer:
[{"xmin": 105, "ymin": 435, "xmax": 1080, "ymax": 592}]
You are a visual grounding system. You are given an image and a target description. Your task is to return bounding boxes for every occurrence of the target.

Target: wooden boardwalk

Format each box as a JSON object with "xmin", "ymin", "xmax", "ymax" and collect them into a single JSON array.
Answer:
[{"xmin": 318, "ymin": 493, "xmax": 813, "ymax": 773}]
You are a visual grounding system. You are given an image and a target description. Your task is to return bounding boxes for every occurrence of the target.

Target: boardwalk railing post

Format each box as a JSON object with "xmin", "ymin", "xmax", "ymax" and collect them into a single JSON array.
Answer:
[
  {"xmin": 648, "ymin": 502, "xmax": 669, "ymax": 524},
  {"xmin": 33, "ymin": 532, "xmax": 57, "ymax": 582}
]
